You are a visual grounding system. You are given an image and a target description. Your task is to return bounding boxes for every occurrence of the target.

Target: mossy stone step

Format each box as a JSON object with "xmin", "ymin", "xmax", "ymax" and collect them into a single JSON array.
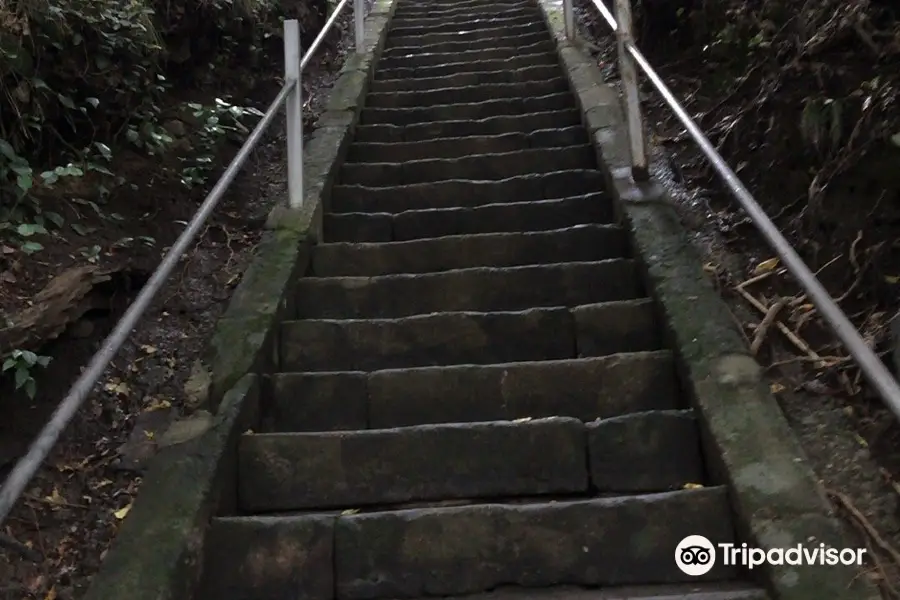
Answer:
[
  {"xmin": 323, "ymin": 194, "xmax": 613, "ymax": 243},
  {"xmin": 264, "ymin": 351, "xmax": 679, "ymax": 431},
  {"xmin": 353, "ymin": 109, "xmax": 582, "ymax": 144},
  {"xmin": 311, "ymin": 225, "xmax": 626, "ymax": 276}
]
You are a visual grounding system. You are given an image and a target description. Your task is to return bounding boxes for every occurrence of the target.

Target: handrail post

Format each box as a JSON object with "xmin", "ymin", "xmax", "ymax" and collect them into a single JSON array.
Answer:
[
  {"xmin": 614, "ymin": 0, "xmax": 648, "ymax": 181},
  {"xmin": 284, "ymin": 19, "xmax": 303, "ymax": 209},
  {"xmin": 354, "ymin": 0, "xmax": 365, "ymax": 52},
  {"xmin": 563, "ymin": 0, "xmax": 575, "ymax": 40}
]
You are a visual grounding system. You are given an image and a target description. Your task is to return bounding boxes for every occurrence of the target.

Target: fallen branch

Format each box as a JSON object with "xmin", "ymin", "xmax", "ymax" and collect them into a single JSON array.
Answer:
[
  {"xmin": 829, "ymin": 489, "xmax": 900, "ymax": 570},
  {"xmin": 750, "ymin": 298, "xmax": 786, "ymax": 355},
  {"xmin": 735, "ymin": 286, "xmax": 828, "ymax": 367}
]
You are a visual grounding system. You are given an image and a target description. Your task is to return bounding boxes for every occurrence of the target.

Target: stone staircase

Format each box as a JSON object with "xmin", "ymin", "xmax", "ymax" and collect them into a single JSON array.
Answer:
[{"xmin": 200, "ymin": 0, "xmax": 771, "ymax": 598}]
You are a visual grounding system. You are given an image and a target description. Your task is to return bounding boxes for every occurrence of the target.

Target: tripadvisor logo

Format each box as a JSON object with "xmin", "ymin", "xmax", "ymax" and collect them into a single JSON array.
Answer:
[{"xmin": 675, "ymin": 535, "xmax": 867, "ymax": 576}]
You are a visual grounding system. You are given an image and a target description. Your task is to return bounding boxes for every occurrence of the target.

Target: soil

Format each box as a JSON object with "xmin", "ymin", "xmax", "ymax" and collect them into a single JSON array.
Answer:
[
  {"xmin": 573, "ymin": 0, "xmax": 900, "ymax": 594},
  {"xmin": 0, "ymin": 7, "xmax": 365, "ymax": 599}
]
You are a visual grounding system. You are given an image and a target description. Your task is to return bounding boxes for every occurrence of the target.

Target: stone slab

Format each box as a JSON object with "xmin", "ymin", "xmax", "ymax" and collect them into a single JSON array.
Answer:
[
  {"xmin": 201, "ymin": 515, "xmax": 335, "ymax": 600},
  {"xmin": 311, "ymin": 225, "xmax": 626, "ymax": 276},
  {"xmin": 573, "ymin": 298, "xmax": 662, "ymax": 356},
  {"xmin": 587, "ymin": 409, "xmax": 705, "ymax": 492},
  {"xmin": 390, "ymin": 195, "xmax": 614, "ymax": 241},
  {"xmin": 367, "ymin": 352, "xmax": 680, "ymax": 427},
  {"xmin": 330, "ymin": 169, "xmax": 606, "ymax": 213},
  {"xmin": 339, "ymin": 145, "xmax": 594, "ymax": 186},
  {"xmin": 238, "ymin": 417, "xmax": 588, "ymax": 511},
  {"xmin": 334, "ymin": 487, "xmax": 737, "ymax": 599},
  {"xmin": 279, "ymin": 307, "xmax": 575, "ymax": 371},
  {"xmin": 293, "ymin": 260, "xmax": 641, "ymax": 319},
  {"xmin": 263, "ymin": 371, "xmax": 368, "ymax": 432},
  {"xmin": 352, "ymin": 109, "xmax": 582, "ymax": 144}
]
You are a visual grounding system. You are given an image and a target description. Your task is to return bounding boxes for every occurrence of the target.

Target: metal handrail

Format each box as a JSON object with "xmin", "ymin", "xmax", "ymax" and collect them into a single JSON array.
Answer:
[
  {"xmin": 576, "ymin": 0, "xmax": 900, "ymax": 412},
  {"xmin": 0, "ymin": 0, "xmax": 366, "ymax": 531}
]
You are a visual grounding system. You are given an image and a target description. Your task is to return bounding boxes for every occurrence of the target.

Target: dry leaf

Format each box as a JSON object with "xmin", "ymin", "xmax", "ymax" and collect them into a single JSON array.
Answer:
[
  {"xmin": 114, "ymin": 503, "xmax": 132, "ymax": 520},
  {"xmin": 753, "ymin": 257, "xmax": 779, "ymax": 275},
  {"xmin": 770, "ymin": 382, "xmax": 785, "ymax": 394},
  {"xmin": 44, "ymin": 586, "xmax": 57, "ymax": 600},
  {"xmin": 140, "ymin": 344, "xmax": 157, "ymax": 354},
  {"xmin": 104, "ymin": 379, "xmax": 130, "ymax": 396},
  {"xmin": 143, "ymin": 397, "xmax": 172, "ymax": 412},
  {"xmin": 45, "ymin": 487, "xmax": 65, "ymax": 505},
  {"xmin": 341, "ymin": 508, "xmax": 360, "ymax": 515},
  {"xmin": 683, "ymin": 483, "xmax": 704, "ymax": 489},
  {"xmin": 885, "ymin": 276, "xmax": 900, "ymax": 284}
]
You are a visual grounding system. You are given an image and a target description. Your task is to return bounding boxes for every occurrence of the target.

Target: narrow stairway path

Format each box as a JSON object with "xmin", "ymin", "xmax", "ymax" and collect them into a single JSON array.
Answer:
[{"xmin": 202, "ymin": 0, "xmax": 771, "ymax": 598}]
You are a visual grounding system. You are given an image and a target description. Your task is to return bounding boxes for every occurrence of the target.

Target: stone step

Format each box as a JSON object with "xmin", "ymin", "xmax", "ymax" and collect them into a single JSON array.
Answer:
[
  {"xmin": 387, "ymin": 23, "xmax": 547, "ymax": 50},
  {"xmin": 202, "ymin": 488, "xmax": 737, "ymax": 600},
  {"xmin": 323, "ymin": 194, "xmax": 614, "ymax": 243},
  {"xmin": 353, "ymin": 109, "xmax": 582, "ymax": 143},
  {"xmin": 376, "ymin": 45, "xmax": 557, "ymax": 76},
  {"xmin": 365, "ymin": 78, "xmax": 569, "ymax": 109},
  {"xmin": 239, "ymin": 411, "xmax": 706, "ymax": 512},
  {"xmin": 339, "ymin": 145, "xmax": 594, "ymax": 186},
  {"xmin": 293, "ymin": 260, "xmax": 642, "ymax": 319},
  {"xmin": 280, "ymin": 298, "xmax": 660, "ymax": 371},
  {"xmin": 393, "ymin": 1, "xmax": 534, "ymax": 18},
  {"xmin": 361, "ymin": 92, "xmax": 574, "ymax": 126},
  {"xmin": 265, "ymin": 351, "xmax": 680, "ymax": 431},
  {"xmin": 390, "ymin": 10, "xmax": 538, "ymax": 29},
  {"xmin": 347, "ymin": 127, "xmax": 588, "ymax": 162},
  {"xmin": 397, "ymin": 0, "xmax": 531, "ymax": 9},
  {"xmin": 395, "ymin": 0, "xmax": 531, "ymax": 10},
  {"xmin": 279, "ymin": 307, "xmax": 575, "ymax": 371},
  {"xmin": 589, "ymin": 409, "xmax": 706, "ymax": 492},
  {"xmin": 331, "ymin": 170, "xmax": 605, "ymax": 213},
  {"xmin": 377, "ymin": 56, "xmax": 558, "ymax": 81},
  {"xmin": 383, "ymin": 31, "xmax": 551, "ymax": 55},
  {"xmin": 238, "ymin": 417, "xmax": 590, "ymax": 511},
  {"xmin": 388, "ymin": 13, "xmax": 537, "ymax": 35},
  {"xmin": 371, "ymin": 65, "xmax": 562, "ymax": 93},
  {"xmin": 311, "ymin": 225, "xmax": 626, "ymax": 276}
]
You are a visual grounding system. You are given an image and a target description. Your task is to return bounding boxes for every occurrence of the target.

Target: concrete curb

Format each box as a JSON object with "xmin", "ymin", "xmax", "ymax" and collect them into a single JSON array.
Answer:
[
  {"xmin": 532, "ymin": 2, "xmax": 881, "ymax": 598},
  {"xmin": 82, "ymin": 1, "xmax": 398, "ymax": 597}
]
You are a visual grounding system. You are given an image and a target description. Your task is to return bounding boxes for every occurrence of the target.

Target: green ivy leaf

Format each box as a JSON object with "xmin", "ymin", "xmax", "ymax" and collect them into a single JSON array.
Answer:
[
  {"xmin": 58, "ymin": 94, "xmax": 76, "ymax": 110},
  {"xmin": 14, "ymin": 366, "xmax": 29, "ymax": 389}
]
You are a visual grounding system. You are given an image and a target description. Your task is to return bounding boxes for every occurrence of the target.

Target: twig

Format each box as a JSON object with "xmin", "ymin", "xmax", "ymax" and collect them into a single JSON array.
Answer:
[
  {"xmin": 24, "ymin": 493, "xmax": 90, "ymax": 510},
  {"xmin": 737, "ymin": 269, "xmax": 784, "ymax": 290},
  {"xmin": 735, "ymin": 286, "xmax": 827, "ymax": 367},
  {"xmin": 767, "ymin": 355, "xmax": 850, "ymax": 369},
  {"xmin": 829, "ymin": 489, "xmax": 900, "ymax": 569},
  {"xmin": 750, "ymin": 298, "xmax": 786, "ymax": 355}
]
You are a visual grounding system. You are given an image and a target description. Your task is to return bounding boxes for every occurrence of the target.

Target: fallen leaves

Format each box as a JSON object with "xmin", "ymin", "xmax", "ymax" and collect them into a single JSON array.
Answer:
[
  {"xmin": 753, "ymin": 257, "xmax": 780, "ymax": 275},
  {"xmin": 103, "ymin": 378, "xmax": 130, "ymax": 397},
  {"xmin": 114, "ymin": 503, "xmax": 132, "ymax": 520},
  {"xmin": 143, "ymin": 397, "xmax": 172, "ymax": 412},
  {"xmin": 44, "ymin": 487, "xmax": 66, "ymax": 507}
]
